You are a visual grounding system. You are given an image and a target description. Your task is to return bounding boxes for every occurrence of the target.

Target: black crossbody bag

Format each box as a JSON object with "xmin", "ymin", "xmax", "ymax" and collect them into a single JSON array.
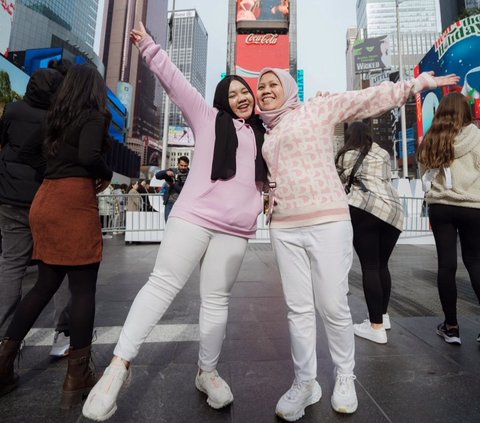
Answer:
[{"xmin": 344, "ymin": 152, "xmax": 367, "ymax": 195}]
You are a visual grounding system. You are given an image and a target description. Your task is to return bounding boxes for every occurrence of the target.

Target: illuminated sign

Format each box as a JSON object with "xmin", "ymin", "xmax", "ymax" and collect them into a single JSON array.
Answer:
[
  {"xmin": 235, "ymin": 33, "xmax": 290, "ymax": 92},
  {"xmin": 236, "ymin": 0, "xmax": 289, "ymax": 32}
]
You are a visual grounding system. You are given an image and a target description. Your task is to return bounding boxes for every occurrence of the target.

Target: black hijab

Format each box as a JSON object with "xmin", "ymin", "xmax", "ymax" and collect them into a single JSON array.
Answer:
[{"xmin": 211, "ymin": 75, "xmax": 267, "ymax": 183}]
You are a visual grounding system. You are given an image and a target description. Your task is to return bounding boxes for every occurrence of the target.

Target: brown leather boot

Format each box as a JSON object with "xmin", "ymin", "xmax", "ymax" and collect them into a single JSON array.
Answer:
[
  {"xmin": 0, "ymin": 338, "xmax": 20, "ymax": 397},
  {"xmin": 60, "ymin": 345, "xmax": 97, "ymax": 409}
]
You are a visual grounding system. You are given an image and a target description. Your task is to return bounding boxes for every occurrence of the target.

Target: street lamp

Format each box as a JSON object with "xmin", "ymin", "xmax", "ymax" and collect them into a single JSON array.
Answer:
[
  {"xmin": 395, "ymin": 0, "xmax": 409, "ymax": 179},
  {"xmin": 161, "ymin": 0, "xmax": 176, "ymax": 169}
]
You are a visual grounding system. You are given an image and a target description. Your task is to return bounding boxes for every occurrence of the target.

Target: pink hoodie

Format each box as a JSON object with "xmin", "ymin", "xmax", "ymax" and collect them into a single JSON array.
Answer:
[{"xmin": 139, "ymin": 37, "xmax": 263, "ymax": 238}]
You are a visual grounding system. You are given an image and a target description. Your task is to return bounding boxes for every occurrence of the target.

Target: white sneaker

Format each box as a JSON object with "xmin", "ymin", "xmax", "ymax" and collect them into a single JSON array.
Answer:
[
  {"xmin": 50, "ymin": 331, "xmax": 70, "ymax": 357},
  {"xmin": 276, "ymin": 379, "xmax": 322, "ymax": 421},
  {"xmin": 331, "ymin": 372, "xmax": 358, "ymax": 414},
  {"xmin": 195, "ymin": 369, "xmax": 233, "ymax": 409},
  {"xmin": 82, "ymin": 360, "xmax": 131, "ymax": 421},
  {"xmin": 383, "ymin": 313, "xmax": 391, "ymax": 330},
  {"xmin": 354, "ymin": 320, "xmax": 387, "ymax": 344}
]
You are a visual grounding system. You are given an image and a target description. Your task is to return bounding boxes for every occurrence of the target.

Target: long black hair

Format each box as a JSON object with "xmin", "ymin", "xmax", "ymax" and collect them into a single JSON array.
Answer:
[
  {"xmin": 44, "ymin": 64, "xmax": 111, "ymax": 157},
  {"xmin": 335, "ymin": 121, "xmax": 373, "ymax": 167}
]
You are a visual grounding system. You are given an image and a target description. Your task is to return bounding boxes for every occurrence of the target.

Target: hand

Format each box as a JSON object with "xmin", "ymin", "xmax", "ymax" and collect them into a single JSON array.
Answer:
[
  {"xmin": 166, "ymin": 170, "xmax": 174, "ymax": 177},
  {"xmin": 130, "ymin": 22, "xmax": 148, "ymax": 47},
  {"xmin": 96, "ymin": 179, "xmax": 111, "ymax": 193},
  {"xmin": 433, "ymin": 72, "xmax": 460, "ymax": 88}
]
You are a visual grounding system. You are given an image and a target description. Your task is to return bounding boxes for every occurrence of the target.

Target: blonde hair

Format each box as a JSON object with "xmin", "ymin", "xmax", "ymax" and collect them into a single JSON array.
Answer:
[{"xmin": 417, "ymin": 93, "xmax": 472, "ymax": 169}]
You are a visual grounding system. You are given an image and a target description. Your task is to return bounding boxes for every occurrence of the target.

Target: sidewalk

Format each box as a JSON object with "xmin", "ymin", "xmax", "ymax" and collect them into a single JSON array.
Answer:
[{"xmin": 0, "ymin": 236, "xmax": 479, "ymax": 422}]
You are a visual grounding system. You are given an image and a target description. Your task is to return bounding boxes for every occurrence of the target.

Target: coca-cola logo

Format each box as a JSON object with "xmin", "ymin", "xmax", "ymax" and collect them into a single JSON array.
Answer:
[{"xmin": 245, "ymin": 34, "xmax": 279, "ymax": 45}]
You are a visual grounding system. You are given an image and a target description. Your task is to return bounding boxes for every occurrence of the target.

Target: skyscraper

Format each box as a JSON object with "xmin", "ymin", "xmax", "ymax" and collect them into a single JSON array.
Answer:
[
  {"xmin": 8, "ymin": 0, "xmax": 103, "ymax": 70},
  {"xmin": 356, "ymin": 0, "xmax": 441, "ymax": 77},
  {"xmin": 102, "ymin": 0, "xmax": 169, "ymax": 167},
  {"xmin": 159, "ymin": 9, "xmax": 208, "ymax": 136}
]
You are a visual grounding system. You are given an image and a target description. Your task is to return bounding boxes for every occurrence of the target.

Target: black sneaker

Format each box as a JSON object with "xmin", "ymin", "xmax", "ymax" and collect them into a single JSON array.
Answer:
[{"xmin": 436, "ymin": 322, "xmax": 461, "ymax": 345}]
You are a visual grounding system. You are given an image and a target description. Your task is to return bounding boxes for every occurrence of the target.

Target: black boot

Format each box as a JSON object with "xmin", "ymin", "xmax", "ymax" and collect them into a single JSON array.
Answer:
[
  {"xmin": 60, "ymin": 345, "xmax": 97, "ymax": 409},
  {"xmin": 0, "ymin": 338, "xmax": 20, "ymax": 397}
]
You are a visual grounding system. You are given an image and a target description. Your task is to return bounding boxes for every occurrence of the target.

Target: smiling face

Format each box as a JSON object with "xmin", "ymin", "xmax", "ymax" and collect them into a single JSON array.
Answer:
[
  {"xmin": 257, "ymin": 72, "xmax": 285, "ymax": 111},
  {"xmin": 228, "ymin": 79, "xmax": 254, "ymax": 119}
]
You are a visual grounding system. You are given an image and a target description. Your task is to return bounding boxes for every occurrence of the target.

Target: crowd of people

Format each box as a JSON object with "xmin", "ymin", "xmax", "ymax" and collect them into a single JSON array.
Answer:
[{"xmin": 0, "ymin": 18, "xmax": 478, "ymax": 423}]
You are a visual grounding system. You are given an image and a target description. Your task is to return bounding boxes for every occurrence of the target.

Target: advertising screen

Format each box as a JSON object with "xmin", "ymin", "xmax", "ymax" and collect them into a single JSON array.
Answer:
[
  {"xmin": 0, "ymin": 53, "xmax": 29, "ymax": 115},
  {"xmin": 0, "ymin": 0, "xmax": 15, "ymax": 55},
  {"xmin": 168, "ymin": 126, "xmax": 194, "ymax": 146},
  {"xmin": 353, "ymin": 35, "xmax": 390, "ymax": 74},
  {"xmin": 235, "ymin": 33, "xmax": 290, "ymax": 92},
  {"xmin": 415, "ymin": 15, "xmax": 480, "ymax": 142},
  {"xmin": 236, "ymin": 0, "xmax": 289, "ymax": 32}
]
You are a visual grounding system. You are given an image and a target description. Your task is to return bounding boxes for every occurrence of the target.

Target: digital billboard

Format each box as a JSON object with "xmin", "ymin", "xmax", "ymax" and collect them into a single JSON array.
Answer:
[
  {"xmin": 236, "ymin": 0, "xmax": 289, "ymax": 32},
  {"xmin": 0, "ymin": 0, "xmax": 15, "ymax": 55},
  {"xmin": 0, "ymin": 53, "xmax": 29, "ymax": 115},
  {"xmin": 235, "ymin": 33, "xmax": 290, "ymax": 92},
  {"xmin": 353, "ymin": 35, "xmax": 390, "ymax": 74},
  {"xmin": 415, "ymin": 15, "xmax": 480, "ymax": 142},
  {"xmin": 168, "ymin": 126, "xmax": 194, "ymax": 146}
]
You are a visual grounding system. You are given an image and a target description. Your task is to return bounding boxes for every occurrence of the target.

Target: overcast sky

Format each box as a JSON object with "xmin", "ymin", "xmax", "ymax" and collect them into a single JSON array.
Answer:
[{"xmin": 168, "ymin": 0, "xmax": 357, "ymax": 103}]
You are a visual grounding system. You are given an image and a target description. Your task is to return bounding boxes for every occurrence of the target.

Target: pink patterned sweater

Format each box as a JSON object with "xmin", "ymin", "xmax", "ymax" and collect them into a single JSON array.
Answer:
[{"xmin": 262, "ymin": 80, "xmax": 418, "ymax": 229}]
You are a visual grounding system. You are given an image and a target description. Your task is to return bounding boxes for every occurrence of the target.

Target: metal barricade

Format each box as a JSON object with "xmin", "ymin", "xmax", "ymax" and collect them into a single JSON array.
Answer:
[{"xmin": 97, "ymin": 194, "xmax": 433, "ymax": 243}]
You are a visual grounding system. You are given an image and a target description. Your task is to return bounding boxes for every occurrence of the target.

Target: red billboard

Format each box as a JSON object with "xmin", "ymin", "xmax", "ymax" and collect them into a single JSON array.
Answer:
[
  {"xmin": 236, "ymin": 0, "xmax": 289, "ymax": 32},
  {"xmin": 235, "ymin": 33, "xmax": 290, "ymax": 92}
]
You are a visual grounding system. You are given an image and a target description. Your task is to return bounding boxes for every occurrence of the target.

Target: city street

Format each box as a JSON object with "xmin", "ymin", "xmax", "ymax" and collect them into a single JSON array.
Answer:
[{"xmin": 0, "ymin": 236, "xmax": 479, "ymax": 422}]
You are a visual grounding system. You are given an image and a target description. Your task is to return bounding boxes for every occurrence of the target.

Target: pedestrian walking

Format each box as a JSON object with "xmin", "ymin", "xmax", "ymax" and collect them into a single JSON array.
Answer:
[
  {"xmin": 82, "ymin": 21, "xmax": 267, "ymax": 421},
  {"xmin": 255, "ymin": 67, "xmax": 459, "ymax": 421},
  {"xmin": 0, "ymin": 64, "xmax": 113, "ymax": 408},
  {"xmin": 336, "ymin": 121, "xmax": 403, "ymax": 345},
  {"xmin": 416, "ymin": 92, "xmax": 480, "ymax": 345}
]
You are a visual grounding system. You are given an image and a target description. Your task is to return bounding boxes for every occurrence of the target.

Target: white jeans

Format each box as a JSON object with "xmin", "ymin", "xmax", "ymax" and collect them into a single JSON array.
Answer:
[
  {"xmin": 114, "ymin": 218, "xmax": 248, "ymax": 371},
  {"xmin": 270, "ymin": 220, "xmax": 355, "ymax": 381}
]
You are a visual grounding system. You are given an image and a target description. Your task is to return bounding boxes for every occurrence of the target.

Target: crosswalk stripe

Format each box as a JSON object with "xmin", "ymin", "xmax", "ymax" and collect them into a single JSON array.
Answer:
[{"xmin": 25, "ymin": 324, "xmax": 200, "ymax": 346}]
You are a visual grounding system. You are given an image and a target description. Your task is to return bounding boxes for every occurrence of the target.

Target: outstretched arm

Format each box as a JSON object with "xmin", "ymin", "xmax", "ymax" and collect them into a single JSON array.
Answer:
[
  {"xmin": 321, "ymin": 72, "xmax": 459, "ymax": 124},
  {"xmin": 130, "ymin": 22, "xmax": 211, "ymax": 130}
]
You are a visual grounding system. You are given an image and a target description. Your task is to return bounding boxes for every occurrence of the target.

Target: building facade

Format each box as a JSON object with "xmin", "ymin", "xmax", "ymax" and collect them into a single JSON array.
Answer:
[
  {"xmin": 8, "ymin": 0, "xmax": 103, "ymax": 70},
  {"xmin": 159, "ymin": 9, "xmax": 208, "ymax": 137},
  {"xmin": 102, "ymin": 0, "xmax": 169, "ymax": 167}
]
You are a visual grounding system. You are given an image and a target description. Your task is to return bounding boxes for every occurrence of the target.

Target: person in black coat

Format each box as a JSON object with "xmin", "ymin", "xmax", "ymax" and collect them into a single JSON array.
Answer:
[{"xmin": 0, "ymin": 68, "xmax": 64, "ymax": 339}]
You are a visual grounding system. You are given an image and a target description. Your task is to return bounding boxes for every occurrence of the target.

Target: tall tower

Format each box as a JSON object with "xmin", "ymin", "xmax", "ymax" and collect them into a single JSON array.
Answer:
[
  {"xmin": 102, "ymin": 0, "xmax": 169, "ymax": 166},
  {"xmin": 159, "ymin": 9, "xmax": 208, "ymax": 136},
  {"xmin": 356, "ymin": 0, "xmax": 441, "ymax": 78},
  {"xmin": 227, "ymin": 0, "xmax": 297, "ymax": 92},
  {"xmin": 8, "ymin": 0, "xmax": 103, "ymax": 70}
]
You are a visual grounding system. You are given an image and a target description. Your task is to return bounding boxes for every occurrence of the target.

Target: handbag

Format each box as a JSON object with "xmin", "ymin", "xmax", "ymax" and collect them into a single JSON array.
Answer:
[{"xmin": 344, "ymin": 151, "xmax": 367, "ymax": 194}]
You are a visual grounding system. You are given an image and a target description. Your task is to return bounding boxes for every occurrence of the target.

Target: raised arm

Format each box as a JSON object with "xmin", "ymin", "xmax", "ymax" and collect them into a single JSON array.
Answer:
[
  {"xmin": 130, "ymin": 22, "xmax": 211, "ymax": 130},
  {"xmin": 321, "ymin": 72, "xmax": 459, "ymax": 125}
]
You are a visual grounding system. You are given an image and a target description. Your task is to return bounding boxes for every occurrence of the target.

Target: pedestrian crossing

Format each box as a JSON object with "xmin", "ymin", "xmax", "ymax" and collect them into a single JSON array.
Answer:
[{"xmin": 24, "ymin": 324, "xmax": 200, "ymax": 346}]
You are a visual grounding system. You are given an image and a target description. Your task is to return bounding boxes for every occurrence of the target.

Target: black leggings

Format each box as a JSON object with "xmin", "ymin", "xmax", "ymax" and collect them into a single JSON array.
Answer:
[
  {"xmin": 429, "ymin": 204, "xmax": 480, "ymax": 326},
  {"xmin": 350, "ymin": 206, "xmax": 401, "ymax": 324},
  {"xmin": 6, "ymin": 261, "xmax": 99, "ymax": 349}
]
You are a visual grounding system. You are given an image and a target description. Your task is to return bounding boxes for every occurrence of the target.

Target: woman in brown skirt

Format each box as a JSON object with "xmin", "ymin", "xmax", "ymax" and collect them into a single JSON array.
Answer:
[{"xmin": 0, "ymin": 64, "xmax": 112, "ymax": 408}]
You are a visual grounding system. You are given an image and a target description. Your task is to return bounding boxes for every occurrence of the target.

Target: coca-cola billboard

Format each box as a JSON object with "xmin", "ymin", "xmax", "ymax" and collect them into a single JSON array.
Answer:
[
  {"xmin": 236, "ymin": 0, "xmax": 289, "ymax": 32},
  {"xmin": 235, "ymin": 33, "xmax": 290, "ymax": 92},
  {"xmin": 245, "ymin": 34, "xmax": 278, "ymax": 45}
]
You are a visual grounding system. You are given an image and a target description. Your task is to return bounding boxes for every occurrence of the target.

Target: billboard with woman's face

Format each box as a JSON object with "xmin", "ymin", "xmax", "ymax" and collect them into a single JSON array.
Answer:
[
  {"xmin": 415, "ymin": 15, "xmax": 480, "ymax": 142},
  {"xmin": 236, "ymin": 0, "xmax": 289, "ymax": 29}
]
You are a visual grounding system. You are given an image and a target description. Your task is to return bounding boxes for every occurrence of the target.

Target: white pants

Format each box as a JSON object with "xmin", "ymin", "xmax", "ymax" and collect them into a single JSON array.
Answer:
[
  {"xmin": 270, "ymin": 220, "xmax": 355, "ymax": 381},
  {"xmin": 114, "ymin": 218, "xmax": 248, "ymax": 371}
]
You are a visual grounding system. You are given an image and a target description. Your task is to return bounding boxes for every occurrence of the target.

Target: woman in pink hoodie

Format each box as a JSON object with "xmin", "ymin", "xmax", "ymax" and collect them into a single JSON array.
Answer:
[
  {"xmin": 256, "ymin": 68, "xmax": 458, "ymax": 421},
  {"xmin": 83, "ymin": 22, "xmax": 268, "ymax": 421}
]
